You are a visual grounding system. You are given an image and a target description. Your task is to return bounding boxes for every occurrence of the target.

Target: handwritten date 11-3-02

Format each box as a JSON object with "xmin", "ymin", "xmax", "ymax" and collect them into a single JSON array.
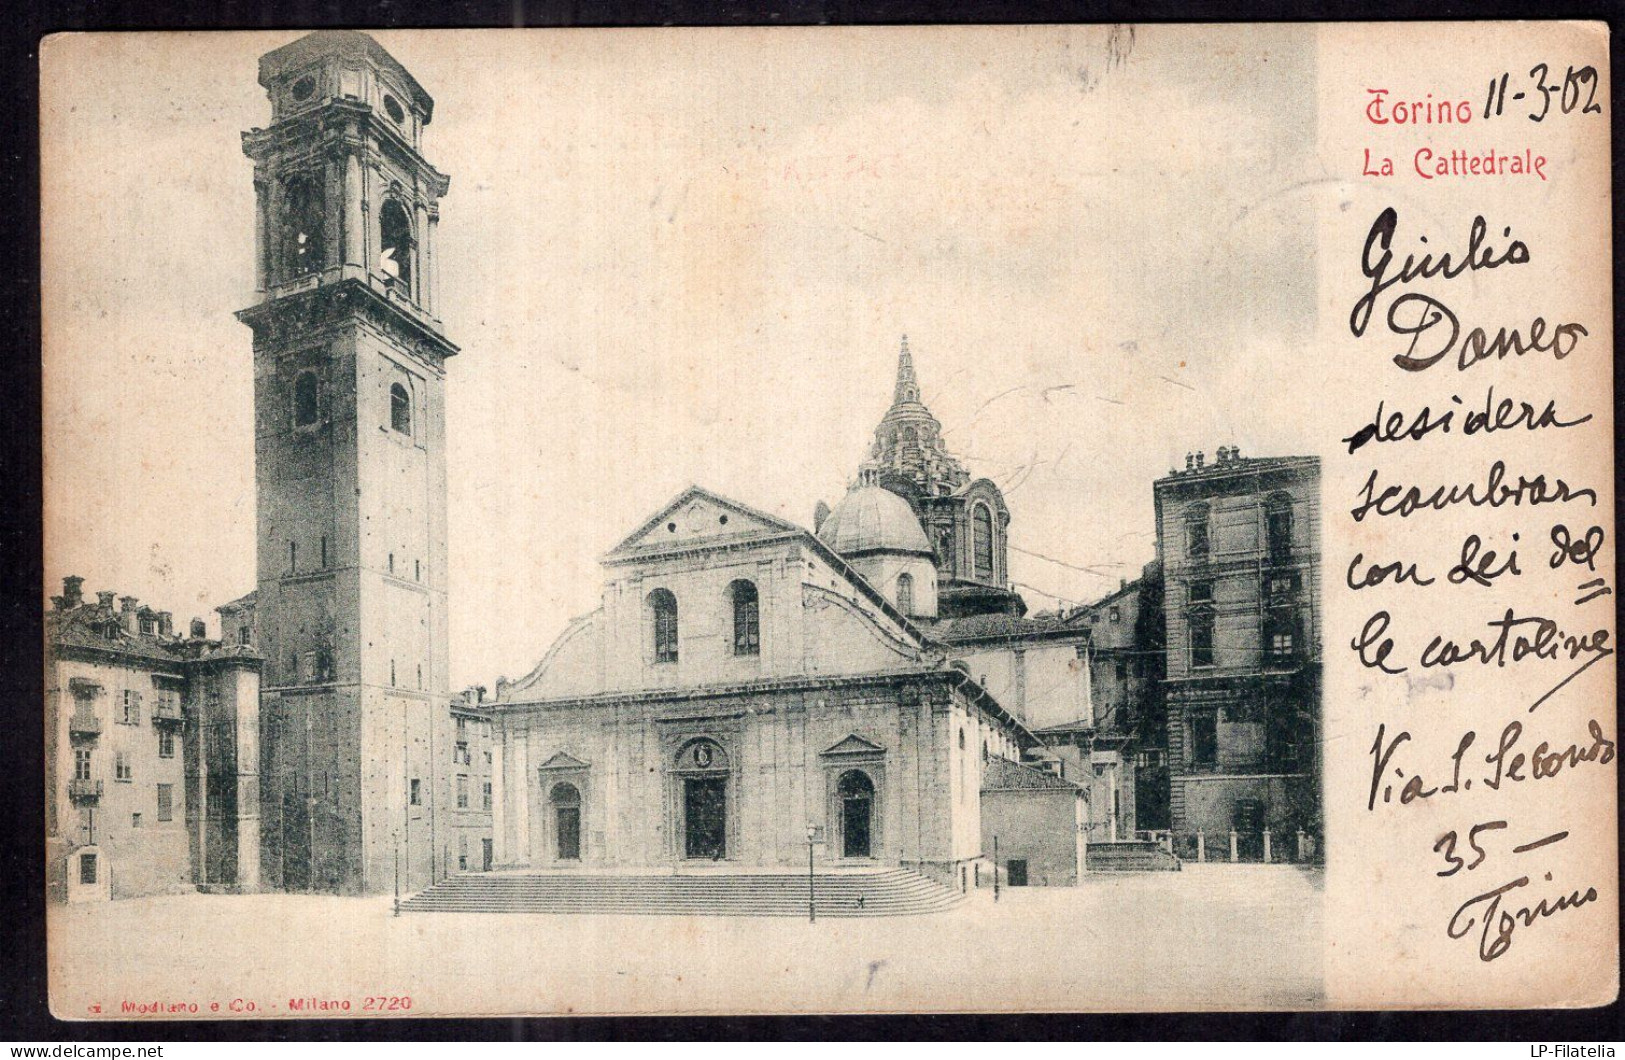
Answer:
[{"xmin": 1484, "ymin": 65, "xmax": 1603, "ymax": 123}]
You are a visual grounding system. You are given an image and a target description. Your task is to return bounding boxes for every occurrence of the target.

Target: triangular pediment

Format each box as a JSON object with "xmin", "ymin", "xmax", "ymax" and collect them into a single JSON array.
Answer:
[
  {"xmin": 606, "ymin": 486, "xmax": 804, "ymax": 559},
  {"xmin": 537, "ymin": 751, "xmax": 590, "ymax": 771},
  {"xmin": 820, "ymin": 733, "xmax": 887, "ymax": 757}
]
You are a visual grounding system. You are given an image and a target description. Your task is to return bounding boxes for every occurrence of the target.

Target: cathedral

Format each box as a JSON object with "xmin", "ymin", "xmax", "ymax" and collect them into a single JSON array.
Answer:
[{"xmin": 485, "ymin": 340, "xmax": 1121, "ymax": 885}]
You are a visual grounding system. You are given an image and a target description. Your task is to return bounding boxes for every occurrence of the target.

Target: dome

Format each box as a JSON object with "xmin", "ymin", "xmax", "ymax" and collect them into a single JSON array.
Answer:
[{"xmin": 817, "ymin": 485, "xmax": 933, "ymax": 557}]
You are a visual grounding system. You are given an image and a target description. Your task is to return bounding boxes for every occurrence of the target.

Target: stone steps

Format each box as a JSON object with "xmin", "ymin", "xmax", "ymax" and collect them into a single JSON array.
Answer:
[
  {"xmin": 1086, "ymin": 841, "xmax": 1182, "ymax": 872},
  {"xmin": 399, "ymin": 868, "xmax": 966, "ymax": 917}
]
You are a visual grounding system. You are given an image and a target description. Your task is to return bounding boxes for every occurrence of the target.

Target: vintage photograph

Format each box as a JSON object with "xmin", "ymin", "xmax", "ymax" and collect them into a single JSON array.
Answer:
[{"xmin": 45, "ymin": 22, "xmax": 1611, "ymax": 1018}]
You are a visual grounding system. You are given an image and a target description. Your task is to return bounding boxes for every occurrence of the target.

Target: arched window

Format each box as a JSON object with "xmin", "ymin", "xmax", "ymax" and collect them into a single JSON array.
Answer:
[
  {"xmin": 550, "ymin": 782, "xmax": 581, "ymax": 861},
  {"xmin": 1265, "ymin": 493, "xmax": 1294, "ymax": 560},
  {"xmin": 895, "ymin": 572, "xmax": 914, "ymax": 615},
  {"xmin": 1186, "ymin": 502, "xmax": 1211, "ymax": 560},
  {"xmin": 837, "ymin": 770, "xmax": 875, "ymax": 858},
  {"xmin": 282, "ymin": 175, "xmax": 325, "ymax": 278},
  {"xmin": 972, "ymin": 503, "xmax": 995, "ymax": 579},
  {"xmin": 389, "ymin": 382, "xmax": 411, "ymax": 434},
  {"xmin": 378, "ymin": 199, "xmax": 413, "ymax": 288},
  {"xmin": 729, "ymin": 580, "xmax": 759, "ymax": 657},
  {"xmin": 649, "ymin": 589, "xmax": 679, "ymax": 663},
  {"xmin": 293, "ymin": 371, "xmax": 319, "ymax": 427}
]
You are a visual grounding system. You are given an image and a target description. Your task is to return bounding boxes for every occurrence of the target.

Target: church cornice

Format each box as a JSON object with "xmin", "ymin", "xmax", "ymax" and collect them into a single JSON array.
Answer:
[{"xmin": 237, "ymin": 276, "xmax": 458, "ymax": 361}]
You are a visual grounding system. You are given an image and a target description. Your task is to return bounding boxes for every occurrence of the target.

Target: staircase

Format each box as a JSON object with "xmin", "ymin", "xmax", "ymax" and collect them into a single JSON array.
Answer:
[
  {"xmin": 399, "ymin": 868, "xmax": 965, "ymax": 917},
  {"xmin": 1087, "ymin": 841, "xmax": 1182, "ymax": 872}
]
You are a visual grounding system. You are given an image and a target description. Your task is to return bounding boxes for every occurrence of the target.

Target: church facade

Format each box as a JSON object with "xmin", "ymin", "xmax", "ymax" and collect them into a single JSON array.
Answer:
[{"xmin": 487, "ymin": 346, "xmax": 1112, "ymax": 882}]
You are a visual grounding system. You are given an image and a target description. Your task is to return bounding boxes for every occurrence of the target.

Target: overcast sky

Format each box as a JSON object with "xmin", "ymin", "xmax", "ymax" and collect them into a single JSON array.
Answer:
[{"xmin": 42, "ymin": 25, "xmax": 1320, "ymax": 689}]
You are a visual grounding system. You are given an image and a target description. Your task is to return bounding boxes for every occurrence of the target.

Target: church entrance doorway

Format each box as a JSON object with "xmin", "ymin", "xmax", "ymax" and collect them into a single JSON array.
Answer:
[
  {"xmin": 838, "ymin": 770, "xmax": 874, "ymax": 858},
  {"xmin": 550, "ymin": 782, "xmax": 582, "ymax": 861},
  {"xmin": 684, "ymin": 776, "xmax": 727, "ymax": 859}
]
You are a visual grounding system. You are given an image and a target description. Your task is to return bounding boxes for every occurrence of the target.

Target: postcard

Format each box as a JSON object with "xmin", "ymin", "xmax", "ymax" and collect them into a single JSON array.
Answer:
[{"xmin": 40, "ymin": 22, "xmax": 1615, "ymax": 1015}]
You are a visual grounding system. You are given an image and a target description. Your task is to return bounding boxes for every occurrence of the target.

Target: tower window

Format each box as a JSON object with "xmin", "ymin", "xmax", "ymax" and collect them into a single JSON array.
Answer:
[
  {"xmin": 290, "ymin": 76, "xmax": 316, "ymax": 102},
  {"xmin": 320, "ymin": 535, "xmax": 328, "ymax": 568},
  {"xmin": 281, "ymin": 175, "xmax": 325, "ymax": 279},
  {"xmin": 383, "ymin": 94, "xmax": 405, "ymax": 124},
  {"xmin": 390, "ymin": 383, "xmax": 412, "ymax": 435},
  {"xmin": 973, "ymin": 503, "xmax": 994, "ymax": 579},
  {"xmin": 289, "ymin": 541, "xmax": 297, "ymax": 573},
  {"xmin": 896, "ymin": 572, "xmax": 914, "ymax": 615},
  {"xmin": 649, "ymin": 589, "xmax": 679, "ymax": 664},
  {"xmin": 729, "ymin": 580, "xmax": 759, "ymax": 657},
  {"xmin": 379, "ymin": 199, "xmax": 413, "ymax": 289}
]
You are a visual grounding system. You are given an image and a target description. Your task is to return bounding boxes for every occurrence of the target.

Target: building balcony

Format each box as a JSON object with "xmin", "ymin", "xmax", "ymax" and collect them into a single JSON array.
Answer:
[
  {"xmin": 152, "ymin": 699, "xmax": 184, "ymax": 724},
  {"xmin": 68, "ymin": 712, "xmax": 101, "ymax": 738},
  {"xmin": 68, "ymin": 778, "xmax": 103, "ymax": 801}
]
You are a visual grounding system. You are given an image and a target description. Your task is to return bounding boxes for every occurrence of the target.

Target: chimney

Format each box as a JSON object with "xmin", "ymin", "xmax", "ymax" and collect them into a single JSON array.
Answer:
[
  {"xmin": 1120, "ymin": 577, "xmax": 1127, "ymax": 590},
  {"xmin": 1216, "ymin": 446, "xmax": 1229, "ymax": 463},
  {"xmin": 119, "ymin": 596, "xmax": 140, "ymax": 634},
  {"xmin": 1184, "ymin": 452, "xmax": 1194, "ymax": 471},
  {"xmin": 1194, "ymin": 451, "xmax": 1205, "ymax": 469},
  {"xmin": 189, "ymin": 617, "xmax": 207, "ymax": 639},
  {"xmin": 1231, "ymin": 444, "xmax": 1241, "ymax": 460},
  {"xmin": 97, "ymin": 591, "xmax": 116, "ymax": 609},
  {"xmin": 62, "ymin": 576, "xmax": 84, "ymax": 610},
  {"xmin": 156, "ymin": 611, "xmax": 173, "ymax": 637}
]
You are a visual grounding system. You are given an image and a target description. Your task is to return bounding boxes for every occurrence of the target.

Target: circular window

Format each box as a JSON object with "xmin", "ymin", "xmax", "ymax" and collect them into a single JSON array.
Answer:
[
  {"xmin": 383, "ymin": 94, "xmax": 405, "ymax": 123},
  {"xmin": 291, "ymin": 76, "xmax": 316, "ymax": 102},
  {"xmin": 667, "ymin": 522, "xmax": 677, "ymax": 533}
]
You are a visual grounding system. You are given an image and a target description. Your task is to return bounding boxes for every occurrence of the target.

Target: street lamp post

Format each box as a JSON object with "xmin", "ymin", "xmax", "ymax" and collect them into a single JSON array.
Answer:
[{"xmin": 806, "ymin": 823, "xmax": 823, "ymax": 923}]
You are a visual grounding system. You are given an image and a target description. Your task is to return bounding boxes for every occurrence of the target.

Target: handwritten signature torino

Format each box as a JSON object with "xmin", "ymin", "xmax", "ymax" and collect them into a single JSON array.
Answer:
[{"xmin": 1449, "ymin": 873, "xmax": 1600, "ymax": 962}]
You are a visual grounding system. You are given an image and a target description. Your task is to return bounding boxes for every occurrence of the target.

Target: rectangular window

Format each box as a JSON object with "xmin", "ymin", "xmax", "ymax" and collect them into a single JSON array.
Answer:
[
  {"xmin": 1115, "ymin": 659, "xmax": 1128, "ymax": 681},
  {"xmin": 289, "ymin": 541, "xmax": 297, "ymax": 573},
  {"xmin": 1267, "ymin": 509, "xmax": 1293, "ymax": 559},
  {"xmin": 75, "ymin": 748, "xmax": 92, "ymax": 781},
  {"xmin": 121, "ymin": 690, "xmax": 142, "ymax": 725},
  {"xmin": 131, "ymin": 813, "xmax": 142, "ymax": 829},
  {"xmin": 409, "ymin": 778, "xmax": 421, "ymax": 806},
  {"xmin": 457, "ymin": 775, "xmax": 469, "ymax": 809},
  {"xmin": 1190, "ymin": 610, "xmax": 1215, "ymax": 668},
  {"xmin": 156, "ymin": 783, "xmax": 173, "ymax": 822},
  {"xmin": 1189, "ymin": 580, "xmax": 1213, "ymax": 604},
  {"xmin": 80, "ymin": 853, "xmax": 97, "ymax": 885},
  {"xmin": 1190, "ymin": 711, "xmax": 1218, "ymax": 769},
  {"xmin": 455, "ymin": 741, "xmax": 469, "ymax": 765},
  {"xmin": 1187, "ymin": 520, "xmax": 1209, "ymax": 559},
  {"xmin": 115, "ymin": 752, "xmax": 132, "ymax": 782},
  {"xmin": 483, "ymin": 781, "xmax": 492, "ymax": 811},
  {"xmin": 158, "ymin": 728, "xmax": 175, "ymax": 759},
  {"xmin": 458, "ymin": 836, "xmax": 468, "ymax": 871},
  {"xmin": 320, "ymin": 535, "xmax": 328, "ymax": 568},
  {"xmin": 238, "ymin": 625, "xmax": 251, "ymax": 646}
]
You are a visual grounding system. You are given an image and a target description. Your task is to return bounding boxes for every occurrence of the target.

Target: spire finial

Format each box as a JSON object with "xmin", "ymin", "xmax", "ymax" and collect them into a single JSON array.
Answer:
[{"xmin": 893, "ymin": 334, "xmax": 919, "ymax": 405}]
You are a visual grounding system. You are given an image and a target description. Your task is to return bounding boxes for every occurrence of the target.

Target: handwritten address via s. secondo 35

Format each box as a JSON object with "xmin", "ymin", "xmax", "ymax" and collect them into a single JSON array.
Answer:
[{"xmin": 1338, "ymin": 70, "xmax": 1612, "ymax": 969}]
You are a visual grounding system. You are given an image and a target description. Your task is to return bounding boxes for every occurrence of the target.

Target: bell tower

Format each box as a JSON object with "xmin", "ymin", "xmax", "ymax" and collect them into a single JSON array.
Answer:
[{"xmin": 237, "ymin": 31, "xmax": 455, "ymax": 894}]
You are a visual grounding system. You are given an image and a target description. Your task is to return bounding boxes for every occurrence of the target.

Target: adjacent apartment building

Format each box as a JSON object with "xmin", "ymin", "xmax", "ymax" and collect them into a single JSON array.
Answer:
[{"xmin": 1154, "ymin": 448, "xmax": 1322, "ymax": 852}]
